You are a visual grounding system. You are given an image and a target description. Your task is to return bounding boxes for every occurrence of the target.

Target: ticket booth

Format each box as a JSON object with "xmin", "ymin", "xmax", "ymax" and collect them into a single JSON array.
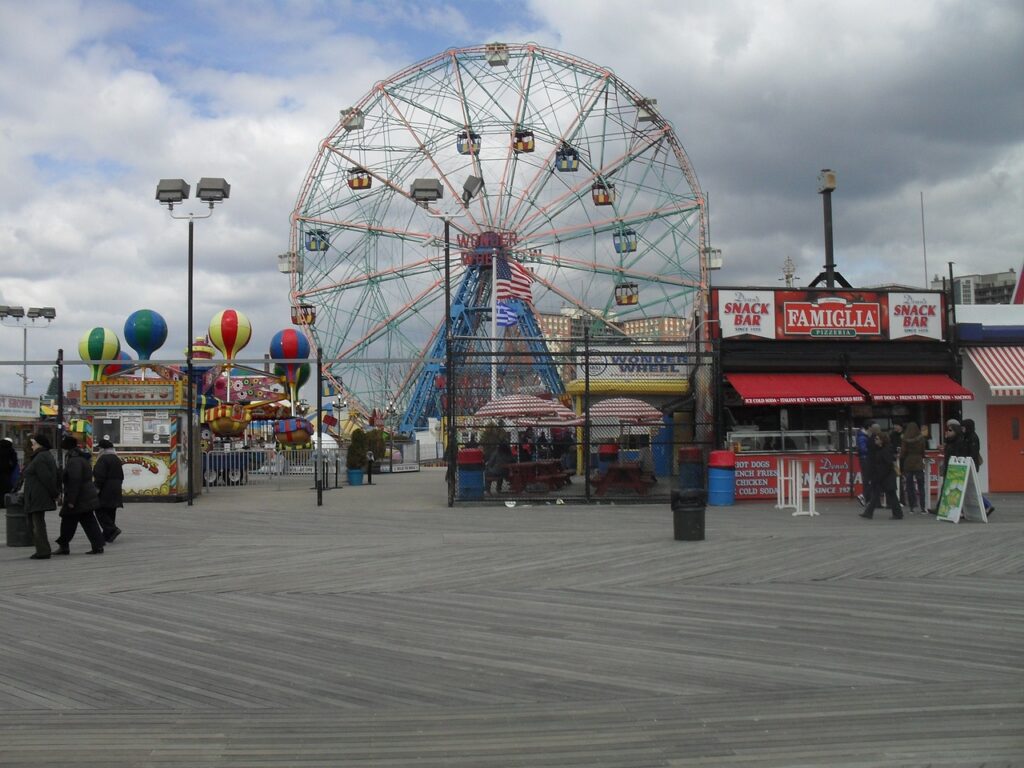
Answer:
[{"xmin": 80, "ymin": 379, "xmax": 191, "ymax": 501}]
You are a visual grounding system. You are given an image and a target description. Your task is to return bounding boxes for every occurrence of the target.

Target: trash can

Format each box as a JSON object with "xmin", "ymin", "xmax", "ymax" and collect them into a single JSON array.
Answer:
[
  {"xmin": 5, "ymin": 493, "xmax": 31, "ymax": 548},
  {"xmin": 707, "ymin": 450, "xmax": 736, "ymax": 506},
  {"xmin": 671, "ymin": 488, "xmax": 706, "ymax": 541},
  {"xmin": 678, "ymin": 445, "xmax": 703, "ymax": 490},
  {"xmin": 457, "ymin": 448, "xmax": 485, "ymax": 501},
  {"xmin": 597, "ymin": 444, "xmax": 619, "ymax": 474}
]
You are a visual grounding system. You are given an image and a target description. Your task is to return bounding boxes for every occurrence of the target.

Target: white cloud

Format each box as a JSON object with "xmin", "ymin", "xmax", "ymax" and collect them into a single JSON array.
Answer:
[{"xmin": 0, "ymin": 0, "xmax": 1021, "ymax": 399}]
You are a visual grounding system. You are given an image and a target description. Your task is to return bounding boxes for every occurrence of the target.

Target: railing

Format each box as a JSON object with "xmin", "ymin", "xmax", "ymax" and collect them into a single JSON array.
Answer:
[{"xmin": 202, "ymin": 448, "xmax": 345, "ymax": 490}]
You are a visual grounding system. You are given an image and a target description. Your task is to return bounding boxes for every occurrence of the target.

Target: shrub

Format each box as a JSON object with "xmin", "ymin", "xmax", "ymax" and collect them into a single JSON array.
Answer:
[{"xmin": 347, "ymin": 428, "xmax": 368, "ymax": 469}]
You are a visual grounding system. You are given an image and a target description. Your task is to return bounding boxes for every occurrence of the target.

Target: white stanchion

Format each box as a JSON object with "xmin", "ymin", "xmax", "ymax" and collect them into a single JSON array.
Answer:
[{"xmin": 776, "ymin": 458, "xmax": 819, "ymax": 517}]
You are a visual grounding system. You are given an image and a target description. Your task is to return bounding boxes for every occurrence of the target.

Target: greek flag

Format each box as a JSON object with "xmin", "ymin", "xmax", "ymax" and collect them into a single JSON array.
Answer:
[{"xmin": 495, "ymin": 301, "xmax": 518, "ymax": 327}]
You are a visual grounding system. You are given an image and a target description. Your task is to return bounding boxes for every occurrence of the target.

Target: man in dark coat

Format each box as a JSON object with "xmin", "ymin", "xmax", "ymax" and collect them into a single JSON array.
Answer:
[
  {"xmin": 22, "ymin": 433, "xmax": 60, "ymax": 559},
  {"xmin": 54, "ymin": 435, "xmax": 105, "ymax": 555},
  {"xmin": 859, "ymin": 431, "xmax": 903, "ymax": 520},
  {"xmin": 93, "ymin": 438, "xmax": 124, "ymax": 543}
]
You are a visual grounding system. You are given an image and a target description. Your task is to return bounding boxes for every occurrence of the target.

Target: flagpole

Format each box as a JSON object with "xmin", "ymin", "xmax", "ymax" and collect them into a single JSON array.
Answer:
[{"xmin": 491, "ymin": 248, "xmax": 498, "ymax": 400}]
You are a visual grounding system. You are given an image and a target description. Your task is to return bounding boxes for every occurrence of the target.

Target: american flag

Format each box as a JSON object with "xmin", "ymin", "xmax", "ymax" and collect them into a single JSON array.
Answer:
[
  {"xmin": 495, "ymin": 301, "xmax": 518, "ymax": 327},
  {"xmin": 495, "ymin": 257, "xmax": 533, "ymax": 302}
]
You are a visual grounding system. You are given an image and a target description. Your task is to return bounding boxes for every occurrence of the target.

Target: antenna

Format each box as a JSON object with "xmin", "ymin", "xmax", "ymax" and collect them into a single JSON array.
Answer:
[{"xmin": 781, "ymin": 256, "xmax": 799, "ymax": 287}]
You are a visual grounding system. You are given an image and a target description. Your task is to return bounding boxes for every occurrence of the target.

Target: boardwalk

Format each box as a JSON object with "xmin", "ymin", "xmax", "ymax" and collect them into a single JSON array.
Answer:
[{"xmin": 1, "ymin": 469, "xmax": 1022, "ymax": 766}]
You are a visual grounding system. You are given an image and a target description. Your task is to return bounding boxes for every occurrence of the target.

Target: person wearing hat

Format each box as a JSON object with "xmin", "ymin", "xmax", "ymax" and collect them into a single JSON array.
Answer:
[
  {"xmin": 54, "ymin": 434, "xmax": 105, "ymax": 555},
  {"xmin": 21, "ymin": 433, "xmax": 60, "ymax": 559},
  {"xmin": 93, "ymin": 438, "xmax": 124, "ymax": 542}
]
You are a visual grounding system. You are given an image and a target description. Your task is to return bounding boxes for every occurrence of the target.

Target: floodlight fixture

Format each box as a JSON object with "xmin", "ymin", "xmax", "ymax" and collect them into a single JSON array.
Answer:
[
  {"xmin": 156, "ymin": 178, "xmax": 190, "ymax": 207},
  {"xmin": 196, "ymin": 177, "xmax": 231, "ymax": 204},
  {"xmin": 410, "ymin": 178, "xmax": 443, "ymax": 203},
  {"xmin": 818, "ymin": 168, "xmax": 837, "ymax": 193},
  {"xmin": 462, "ymin": 175, "xmax": 484, "ymax": 205}
]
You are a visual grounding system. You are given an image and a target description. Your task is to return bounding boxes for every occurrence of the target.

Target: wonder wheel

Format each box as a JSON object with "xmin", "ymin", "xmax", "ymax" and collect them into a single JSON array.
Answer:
[{"xmin": 288, "ymin": 42, "xmax": 707, "ymax": 432}]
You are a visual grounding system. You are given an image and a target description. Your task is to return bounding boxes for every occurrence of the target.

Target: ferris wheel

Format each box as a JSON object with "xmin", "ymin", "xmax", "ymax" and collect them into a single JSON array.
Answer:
[{"xmin": 288, "ymin": 42, "xmax": 707, "ymax": 432}]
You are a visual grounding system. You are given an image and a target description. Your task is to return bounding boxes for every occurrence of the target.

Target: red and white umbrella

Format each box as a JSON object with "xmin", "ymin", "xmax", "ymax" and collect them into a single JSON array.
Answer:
[
  {"xmin": 588, "ymin": 397, "xmax": 664, "ymax": 425},
  {"xmin": 474, "ymin": 394, "xmax": 578, "ymax": 423}
]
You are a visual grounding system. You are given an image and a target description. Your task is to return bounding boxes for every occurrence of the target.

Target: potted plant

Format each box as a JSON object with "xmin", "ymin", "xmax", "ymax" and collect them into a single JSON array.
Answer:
[{"xmin": 346, "ymin": 428, "xmax": 368, "ymax": 485}]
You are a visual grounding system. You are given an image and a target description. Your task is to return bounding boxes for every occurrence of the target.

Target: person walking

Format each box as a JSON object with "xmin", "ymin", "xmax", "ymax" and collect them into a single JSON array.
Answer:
[
  {"xmin": 855, "ymin": 421, "xmax": 875, "ymax": 506},
  {"xmin": 92, "ymin": 438, "xmax": 124, "ymax": 543},
  {"xmin": 21, "ymin": 433, "xmax": 60, "ymax": 559},
  {"xmin": 900, "ymin": 422, "xmax": 928, "ymax": 514},
  {"xmin": 0, "ymin": 436, "xmax": 19, "ymax": 506},
  {"xmin": 859, "ymin": 430, "xmax": 903, "ymax": 520},
  {"xmin": 54, "ymin": 435, "xmax": 105, "ymax": 555},
  {"xmin": 961, "ymin": 418, "xmax": 995, "ymax": 517}
]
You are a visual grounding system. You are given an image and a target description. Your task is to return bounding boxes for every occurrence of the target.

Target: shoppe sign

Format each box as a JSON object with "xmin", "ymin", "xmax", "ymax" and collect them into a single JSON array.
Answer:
[
  {"xmin": 0, "ymin": 394, "xmax": 40, "ymax": 421},
  {"xmin": 713, "ymin": 289, "xmax": 945, "ymax": 341}
]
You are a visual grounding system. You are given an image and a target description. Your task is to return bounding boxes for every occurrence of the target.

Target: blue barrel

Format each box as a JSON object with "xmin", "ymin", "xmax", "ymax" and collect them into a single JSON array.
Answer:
[
  {"xmin": 598, "ymin": 444, "xmax": 619, "ymax": 475},
  {"xmin": 707, "ymin": 450, "xmax": 736, "ymax": 506},
  {"xmin": 457, "ymin": 448, "xmax": 485, "ymax": 501},
  {"xmin": 678, "ymin": 446, "xmax": 703, "ymax": 490}
]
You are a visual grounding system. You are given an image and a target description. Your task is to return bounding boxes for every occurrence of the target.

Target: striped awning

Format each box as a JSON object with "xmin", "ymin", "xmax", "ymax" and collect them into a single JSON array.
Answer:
[
  {"xmin": 588, "ymin": 397, "xmax": 665, "ymax": 425},
  {"xmin": 966, "ymin": 346, "xmax": 1024, "ymax": 397}
]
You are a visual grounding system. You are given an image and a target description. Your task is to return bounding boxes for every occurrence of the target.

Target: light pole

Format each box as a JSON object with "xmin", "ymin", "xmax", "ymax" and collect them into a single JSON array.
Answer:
[
  {"xmin": 156, "ymin": 177, "xmax": 230, "ymax": 505},
  {"xmin": 410, "ymin": 175, "xmax": 483, "ymax": 506},
  {"xmin": 0, "ymin": 305, "xmax": 57, "ymax": 395},
  {"xmin": 385, "ymin": 399, "xmax": 397, "ymax": 472}
]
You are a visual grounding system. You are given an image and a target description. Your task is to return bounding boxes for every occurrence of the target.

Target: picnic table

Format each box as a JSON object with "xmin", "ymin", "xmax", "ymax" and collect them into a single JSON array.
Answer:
[
  {"xmin": 506, "ymin": 460, "xmax": 573, "ymax": 493},
  {"xmin": 590, "ymin": 461, "xmax": 656, "ymax": 496}
]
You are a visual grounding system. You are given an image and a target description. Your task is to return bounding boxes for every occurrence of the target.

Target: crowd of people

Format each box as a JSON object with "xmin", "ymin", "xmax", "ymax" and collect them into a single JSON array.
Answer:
[
  {"xmin": 856, "ymin": 417, "xmax": 990, "ymax": 521},
  {"xmin": 2, "ymin": 433, "xmax": 124, "ymax": 560}
]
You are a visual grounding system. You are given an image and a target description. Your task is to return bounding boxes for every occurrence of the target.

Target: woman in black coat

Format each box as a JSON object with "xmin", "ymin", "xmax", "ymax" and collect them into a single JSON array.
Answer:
[
  {"xmin": 859, "ymin": 431, "xmax": 903, "ymax": 520},
  {"xmin": 54, "ymin": 435, "xmax": 105, "ymax": 555},
  {"xmin": 92, "ymin": 438, "xmax": 124, "ymax": 543},
  {"xmin": 21, "ymin": 433, "xmax": 60, "ymax": 559}
]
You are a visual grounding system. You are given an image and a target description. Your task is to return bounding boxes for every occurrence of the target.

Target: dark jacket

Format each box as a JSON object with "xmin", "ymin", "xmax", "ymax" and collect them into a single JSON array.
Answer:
[
  {"xmin": 61, "ymin": 448, "xmax": 99, "ymax": 517},
  {"xmin": 93, "ymin": 450, "xmax": 124, "ymax": 508},
  {"xmin": 961, "ymin": 419, "xmax": 982, "ymax": 467},
  {"xmin": 22, "ymin": 447, "xmax": 59, "ymax": 514},
  {"xmin": 900, "ymin": 423, "xmax": 928, "ymax": 473},
  {"xmin": 0, "ymin": 441, "xmax": 18, "ymax": 498},
  {"xmin": 869, "ymin": 441, "xmax": 897, "ymax": 487}
]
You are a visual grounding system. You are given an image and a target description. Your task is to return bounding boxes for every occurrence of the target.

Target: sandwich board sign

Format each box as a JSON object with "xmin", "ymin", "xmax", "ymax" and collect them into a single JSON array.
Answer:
[{"xmin": 935, "ymin": 456, "xmax": 988, "ymax": 524}]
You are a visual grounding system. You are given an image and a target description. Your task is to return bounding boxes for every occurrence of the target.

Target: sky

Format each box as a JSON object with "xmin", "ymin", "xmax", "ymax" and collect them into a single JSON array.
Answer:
[{"xmin": 1, "ymin": 0, "xmax": 1022, "ymax": 399}]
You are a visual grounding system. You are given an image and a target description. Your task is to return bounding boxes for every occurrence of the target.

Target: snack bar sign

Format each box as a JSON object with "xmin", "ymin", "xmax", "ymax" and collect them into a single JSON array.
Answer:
[
  {"xmin": 888, "ymin": 293, "xmax": 943, "ymax": 340},
  {"xmin": 719, "ymin": 290, "xmax": 776, "ymax": 339}
]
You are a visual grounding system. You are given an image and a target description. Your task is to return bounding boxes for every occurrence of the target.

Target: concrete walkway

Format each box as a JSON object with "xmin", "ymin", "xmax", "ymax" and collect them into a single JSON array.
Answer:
[{"xmin": 1, "ymin": 468, "xmax": 1022, "ymax": 766}]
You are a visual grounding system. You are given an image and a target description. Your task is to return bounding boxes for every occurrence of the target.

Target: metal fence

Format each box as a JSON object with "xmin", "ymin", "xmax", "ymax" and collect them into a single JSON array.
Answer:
[
  {"xmin": 202, "ymin": 448, "xmax": 346, "ymax": 490},
  {"xmin": 443, "ymin": 334, "xmax": 713, "ymax": 504}
]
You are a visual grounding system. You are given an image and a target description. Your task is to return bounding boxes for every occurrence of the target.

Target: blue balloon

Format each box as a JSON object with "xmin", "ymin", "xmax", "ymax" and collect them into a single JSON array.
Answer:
[{"xmin": 124, "ymin": 309, "xmax": 168, "ymax": 361}]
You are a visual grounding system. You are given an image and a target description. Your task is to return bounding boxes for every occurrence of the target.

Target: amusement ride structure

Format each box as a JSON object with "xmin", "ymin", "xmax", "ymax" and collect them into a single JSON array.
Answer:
[{"xmin": 286, "ymin": 43, "xmax": 708, "ymax": 434}]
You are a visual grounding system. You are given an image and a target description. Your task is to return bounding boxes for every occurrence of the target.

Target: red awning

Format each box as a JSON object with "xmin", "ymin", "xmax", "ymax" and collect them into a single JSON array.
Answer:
[
  {"xmin": 966, "ymin": 346, "xmax": 1024, "ymax": 397},
  {"xmin": 725, "ymin": 373, "xmax": 865, "ymax": 405},
  {"xmin": 849, "ymin": 373, "xmax": 974, "ymax": 402}
]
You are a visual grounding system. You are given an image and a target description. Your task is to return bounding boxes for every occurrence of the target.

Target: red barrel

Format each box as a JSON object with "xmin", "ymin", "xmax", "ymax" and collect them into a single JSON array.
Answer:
[
  {"xmin": 708, "ymin": 449, "xmax": 736, "ymax": 468},
  {"xmin": 457, "ymin": 448, "xmax": 484, "ymax": 466},
  {"xmin": 598, "ymin": 444, "xmax": 619, "ymax": 459},
  {"xmin": 678, "ymin": 446, "xmax": 702, "ymax": 464}
]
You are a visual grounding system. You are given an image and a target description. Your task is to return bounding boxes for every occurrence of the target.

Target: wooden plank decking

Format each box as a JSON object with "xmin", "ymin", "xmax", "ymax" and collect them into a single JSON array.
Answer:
[{"xmin": 1, "ymin": 467, "xmax": 1021, "ymax": 766}]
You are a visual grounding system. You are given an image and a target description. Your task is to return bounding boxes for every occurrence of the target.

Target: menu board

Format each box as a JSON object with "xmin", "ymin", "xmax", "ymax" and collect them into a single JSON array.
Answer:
[
  {"xmin": 936, "ymin": 456, "xmax": 987, "ymax": 524},
  {"xmin": 91, "ymin": 411, "xmax": 173, "ymax": 447}
]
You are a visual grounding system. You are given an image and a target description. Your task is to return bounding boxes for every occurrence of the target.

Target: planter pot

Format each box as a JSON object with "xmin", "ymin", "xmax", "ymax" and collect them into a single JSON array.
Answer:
[{"xmin": 347, "ymin": 468, "xmax": 364, "ymax": 486}]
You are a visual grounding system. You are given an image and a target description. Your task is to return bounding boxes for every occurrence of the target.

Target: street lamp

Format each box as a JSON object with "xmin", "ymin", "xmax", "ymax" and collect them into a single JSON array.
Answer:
[
  {"xmin": 0, "ymin": 305, "xmax": 57, "ymax": 395},
  {"xmin": 385, "ymin": 399, "xmax": 398, "ymax": 473},
  {"xmin": 410, "ymin": 174, "xmax": 484, "ymax": 506},
  {"xmin": 156, "ymin": 176, "xmax": 230, "ymax": 506}
]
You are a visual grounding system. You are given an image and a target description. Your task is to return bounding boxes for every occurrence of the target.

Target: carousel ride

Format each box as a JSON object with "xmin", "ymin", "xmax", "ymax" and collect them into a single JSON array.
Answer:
[{"xmin": 77, "ymin": 308, "xmax": 346, "ymax": 448}]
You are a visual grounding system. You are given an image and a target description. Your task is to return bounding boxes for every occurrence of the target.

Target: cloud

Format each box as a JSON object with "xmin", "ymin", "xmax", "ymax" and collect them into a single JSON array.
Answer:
[{"xmin": 0, "ymin": 0, "xmax": 1021, "ymax": 400}]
